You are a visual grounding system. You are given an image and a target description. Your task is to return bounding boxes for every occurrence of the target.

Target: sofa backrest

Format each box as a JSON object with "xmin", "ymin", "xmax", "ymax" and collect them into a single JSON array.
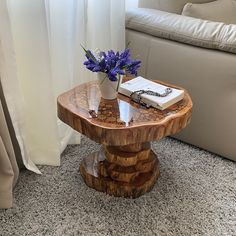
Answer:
[{"xmin": 139, "ymin": 0, "xmax": 214, "ymax": 14}]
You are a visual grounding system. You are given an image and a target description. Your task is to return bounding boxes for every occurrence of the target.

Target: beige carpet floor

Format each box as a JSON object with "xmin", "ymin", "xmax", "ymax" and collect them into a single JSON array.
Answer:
[{"xmin": 0, "ymin": 136, "xmax": 235, "ymax": 236}]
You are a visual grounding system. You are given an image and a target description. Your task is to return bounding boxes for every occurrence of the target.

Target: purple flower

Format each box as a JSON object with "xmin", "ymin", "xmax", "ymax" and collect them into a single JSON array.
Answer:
[
  {"xmin": 83, "ymin": 47, "xmax": 141, "ymax": 81},
  {"xmin": 127, "ymin": 59, "xmax": 141, "ymax": 76}
]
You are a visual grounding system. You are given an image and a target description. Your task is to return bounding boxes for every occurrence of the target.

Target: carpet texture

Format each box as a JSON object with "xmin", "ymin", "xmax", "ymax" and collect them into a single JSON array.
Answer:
[{"xmin": 0, "ymin": 137, "xmax": 235, "ymax": 236}]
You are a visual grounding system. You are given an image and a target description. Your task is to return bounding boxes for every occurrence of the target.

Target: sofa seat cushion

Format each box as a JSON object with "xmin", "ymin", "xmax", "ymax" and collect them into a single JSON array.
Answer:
[
  {"xmin": 139, "ymin": 0, "xmax": 214, "ymax": 14},
  {"xmin": 182, "ymin": 0, "xmax": 236, "ymax": 24},
  {"xmin": 126, "ymin": 8, "xmax": 236, "ymax": 54}
]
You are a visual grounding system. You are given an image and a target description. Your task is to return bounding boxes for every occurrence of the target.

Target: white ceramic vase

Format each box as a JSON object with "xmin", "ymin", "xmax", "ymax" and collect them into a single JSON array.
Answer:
[{"xmin": 97, "ymin": 72, "xmax": 123, "ymax": 100}]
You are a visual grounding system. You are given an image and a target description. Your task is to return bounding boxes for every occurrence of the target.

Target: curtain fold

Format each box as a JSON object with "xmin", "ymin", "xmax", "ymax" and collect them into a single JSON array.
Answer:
[
  {"xmin": 0, "ymin": 0, "xmax": 41, "ymax": 174},
  {"xmin": 0, "ymin": 0, "xmax": 125, "ymax": 173},
  {"xmin": 0, "ymin": 88, "xmax": 19, "ymax": 209}
]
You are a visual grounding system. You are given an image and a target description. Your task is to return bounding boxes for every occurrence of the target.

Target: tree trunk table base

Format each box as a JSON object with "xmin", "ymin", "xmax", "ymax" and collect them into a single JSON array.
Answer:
[
  {"xmin": 79, "ymin": 142, "xmax": 160, "ymax": 198},
  {"xmin": 57, "ymin": 79, "xmax": 192, "ymax": 198}
]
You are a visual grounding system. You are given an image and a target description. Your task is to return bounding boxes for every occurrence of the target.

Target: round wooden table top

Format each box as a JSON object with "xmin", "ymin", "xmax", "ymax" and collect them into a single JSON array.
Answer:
[{"xmin": 57, "ymin": 79, "xmax": 192, "ymax": 146}]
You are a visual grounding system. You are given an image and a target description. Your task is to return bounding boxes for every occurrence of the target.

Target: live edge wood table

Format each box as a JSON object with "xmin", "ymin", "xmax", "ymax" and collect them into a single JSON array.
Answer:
[{"xmin": 57, "ymin": 79, "xmax": 192, "ymax": 198}]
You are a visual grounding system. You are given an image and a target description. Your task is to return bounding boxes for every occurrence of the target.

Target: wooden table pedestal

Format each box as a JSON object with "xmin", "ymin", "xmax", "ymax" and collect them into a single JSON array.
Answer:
[{"xmin": 80, "ymin": 142, "xmax": 160, "ymax": 198}]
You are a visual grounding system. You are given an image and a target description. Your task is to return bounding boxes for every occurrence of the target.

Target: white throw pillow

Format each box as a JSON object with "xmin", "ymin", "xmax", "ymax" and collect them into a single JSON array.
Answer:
[{"xmin": 182, "ymin": 0, "xmax": 236, "ymax": 24}]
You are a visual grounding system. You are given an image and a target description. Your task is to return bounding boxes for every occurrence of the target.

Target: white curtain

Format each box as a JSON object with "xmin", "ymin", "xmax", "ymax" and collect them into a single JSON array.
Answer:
[{"xmin": 0, "ymin": 0, "xmax": 125, "ymax": 173}]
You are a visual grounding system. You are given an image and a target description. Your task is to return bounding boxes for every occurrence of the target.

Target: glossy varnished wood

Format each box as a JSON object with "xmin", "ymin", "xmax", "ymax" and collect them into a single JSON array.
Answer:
[
  {"xmin": 57, "ymin": 78, "xmax": 192, "ymax": 198},
  {"xmin": 57, "ymin": 79, "xmax": 192, "ymax": 146},
  {"xmin": 79, "ymin": 145, "xmax": 160, "ymax": 198}
]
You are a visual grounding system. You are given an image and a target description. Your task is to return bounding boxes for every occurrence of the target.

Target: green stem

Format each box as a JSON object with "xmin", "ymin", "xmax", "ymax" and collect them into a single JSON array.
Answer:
[
  {"xmin": 116, "ymin": 74, "xmax": 122, "ymax": 92},
  {"xmin": 100, "ymin": 74, "xmax": 108, "ymax": 85},
  {"xmin": 81, "ymin": 44, "xmax": 97, "ymax": 64},
  {"xmin": 126, "ymin": 41, "xmax": 131, "ymax": 49},
  {"xmin": 99, "ymin": 73, "xmax": 122, "ymax": 92}
]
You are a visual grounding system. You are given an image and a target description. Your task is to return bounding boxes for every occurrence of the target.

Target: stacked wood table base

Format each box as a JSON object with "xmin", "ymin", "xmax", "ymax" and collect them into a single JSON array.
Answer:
[{"xmin": 80, "ymin": 142, "xmax": 160, "ymax": 198}]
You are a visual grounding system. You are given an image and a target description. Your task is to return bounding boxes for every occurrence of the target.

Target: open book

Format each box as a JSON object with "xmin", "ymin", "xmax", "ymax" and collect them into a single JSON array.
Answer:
[{"xmin": 119, "ymin": 76, "xmax": 184, "ymax": 110}]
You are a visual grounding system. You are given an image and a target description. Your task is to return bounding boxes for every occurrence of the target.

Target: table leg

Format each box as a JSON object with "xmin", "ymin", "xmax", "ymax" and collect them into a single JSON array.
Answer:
[{"xmin": 80, "ymin": 142, "xmax": 160, "ymax": 198}]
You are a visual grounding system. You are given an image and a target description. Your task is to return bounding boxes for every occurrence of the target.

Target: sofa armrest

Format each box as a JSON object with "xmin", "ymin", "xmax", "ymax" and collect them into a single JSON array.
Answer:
[{"xmin": 126, "ymin": 8, "xmax": 236, "ymax": 54}]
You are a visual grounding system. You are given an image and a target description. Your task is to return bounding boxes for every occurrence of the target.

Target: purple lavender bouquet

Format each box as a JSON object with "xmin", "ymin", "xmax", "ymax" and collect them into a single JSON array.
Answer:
[{"xmin": 82, "ymin": 47, "xmax": 141, "ymax": 82}]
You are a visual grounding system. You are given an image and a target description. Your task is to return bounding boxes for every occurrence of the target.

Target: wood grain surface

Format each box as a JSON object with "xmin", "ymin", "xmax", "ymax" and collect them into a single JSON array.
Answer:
[
  {"xmin": 80, "ymin": 145, "xmax": 160, "ymax": 198},
  {"xmin": 57, "ymin": 79, "xmax": 192, "ymax": 146},
  {"xmin": 57, "ymin": 78, "xmax": 192, "ymax": 198}
]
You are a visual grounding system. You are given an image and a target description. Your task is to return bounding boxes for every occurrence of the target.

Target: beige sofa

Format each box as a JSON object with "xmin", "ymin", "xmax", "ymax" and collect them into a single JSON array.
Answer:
[{"xmin": 126, "ymin": 0, "xmax": 236, "ymax": 161}]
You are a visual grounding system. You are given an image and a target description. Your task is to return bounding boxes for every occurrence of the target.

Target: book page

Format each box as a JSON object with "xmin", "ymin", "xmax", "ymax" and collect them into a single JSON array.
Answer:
[{"xmin": 120, "ymin": 77, "xmax": 184, "ymax": 106}]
